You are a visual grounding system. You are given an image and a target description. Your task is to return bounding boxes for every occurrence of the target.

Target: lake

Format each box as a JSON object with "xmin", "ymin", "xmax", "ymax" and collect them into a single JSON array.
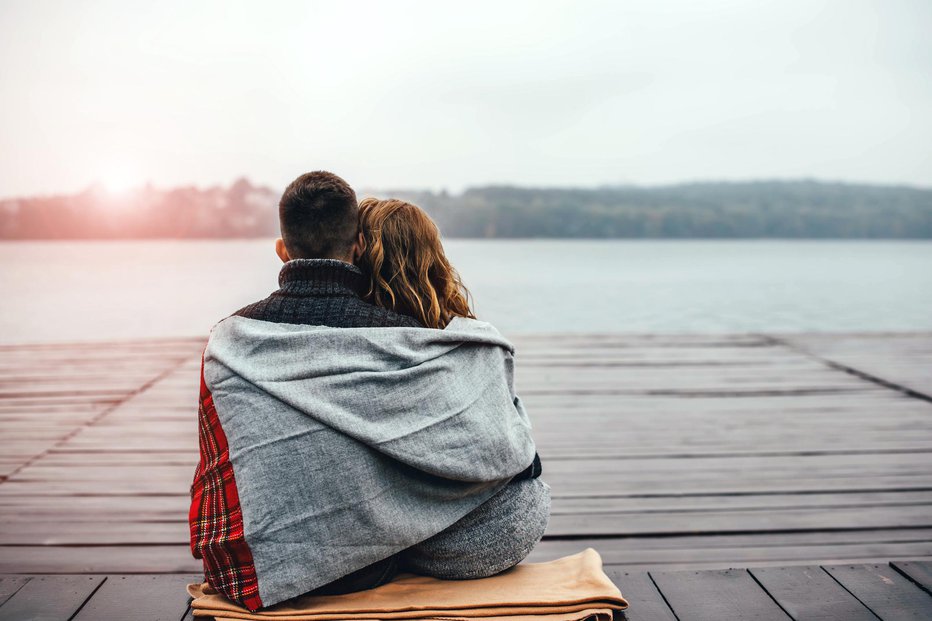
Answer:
[{"xmin": 1, "ymin": 240, "xmax": 930, "ymax": 344}]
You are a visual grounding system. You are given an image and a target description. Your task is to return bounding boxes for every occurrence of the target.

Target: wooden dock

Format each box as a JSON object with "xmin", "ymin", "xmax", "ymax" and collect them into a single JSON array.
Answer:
[{"xmin": 1, "ymin": 332, "xmax": 931, "ymax": 619}]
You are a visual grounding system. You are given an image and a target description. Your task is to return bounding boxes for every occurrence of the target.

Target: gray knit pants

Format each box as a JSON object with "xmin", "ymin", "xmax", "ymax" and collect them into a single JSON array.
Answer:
[
  {"xmin": 308, "ymin": 477, "xmax": 551, "ymax": 595},
  {"xmin": 399, "ymin": 477, "xmax": 552, "ymax": 578}
]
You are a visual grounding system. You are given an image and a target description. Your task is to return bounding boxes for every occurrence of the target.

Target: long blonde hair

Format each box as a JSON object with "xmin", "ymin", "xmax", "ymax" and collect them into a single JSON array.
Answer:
[{"xmin": 357, "ymin": 198, "xmax": 476, "ymax": 329}]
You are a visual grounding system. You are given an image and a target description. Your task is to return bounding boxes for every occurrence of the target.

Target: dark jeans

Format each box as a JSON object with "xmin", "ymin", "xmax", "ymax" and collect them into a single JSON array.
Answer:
[
  {"xmin": 305, "ymin": 477, "xmax": 551, "ymax": 596},
  {"xmin": 306, "ymin": 554, "xmax": 400, "ymax": 596}
]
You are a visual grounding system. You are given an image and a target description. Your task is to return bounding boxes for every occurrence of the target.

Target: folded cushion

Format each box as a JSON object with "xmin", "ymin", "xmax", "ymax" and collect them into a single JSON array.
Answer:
[{"xmin": 187, "ymin": 548, "xmax": 628, "ymax": 621}]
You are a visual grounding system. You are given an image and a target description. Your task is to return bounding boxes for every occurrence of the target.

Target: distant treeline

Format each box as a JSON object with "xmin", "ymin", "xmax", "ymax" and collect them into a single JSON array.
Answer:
[{"xmin": 1, "ymin": 178, "xmax": 931, "ymax": 239}]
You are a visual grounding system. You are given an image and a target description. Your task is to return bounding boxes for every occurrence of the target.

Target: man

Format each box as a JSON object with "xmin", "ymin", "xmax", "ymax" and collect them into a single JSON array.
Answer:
[{"xmin": 189, "ymin": 171, "xmax": 548, "ymax": 612}]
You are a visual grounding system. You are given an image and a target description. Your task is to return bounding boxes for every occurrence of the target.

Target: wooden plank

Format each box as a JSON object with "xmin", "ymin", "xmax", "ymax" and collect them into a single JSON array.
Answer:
[
  {"xmin": 538, "ymin": 444, "xmax": 932, "ymax": 459},
  {"xmin": 604, "ymin": 569, "xmax": 676, "ymax": 621},
  {"xmin": 548, "ymin": 490, "xmax": 932, "ymax": 514},
  {"xmin": 0, "ymin": 575, "xmax": 104, "ymax": 621},
  {"xmin": 0, "ymin": 493, "xmax": 188, "ymax": 517},
  {"xmin": 23, "ymin": 451, "xmax": 196, "ymax": 466},
  {"xmin": 750, "ymin": 566, "xmax": 876, "ymax": 620},
  {"xmin": 545, "ymin": 477, "xmax": 932, "ymax": 499},
  {"xmin": 523, "ymin": 388, "xmax": 914, "ymax": 406},
  {"xmin": 522, "ymin": 387, "xmax": 874, "ymax": 397},
  {"xmin": 537, "ymin": 529, "xmax": 932, "ymax": 553},
  {"xmin": 892, "ymin": 560, "xmax": 932, "ymax": 595},
  {"xmin": 0, "ymin": 337, "xmax": 202, "ymax": 350},
  {"xmin": 0, "ymin": 578, "xmax": 29, "ymax": 608},
  {"xmin": 517, "ymin": 373, "xmax": 871, "ymax": 389},
  {"xmin": 546, "ymin": 504, "xmax": 932, "ymax": 537},
  {"xmin": 824, "ymin": 564, "xmax": 932, "ymax": 621},
  {"xmin": 650, "ymin": 568, "xmax": 789, "ymax": 620},
  {"xmin": 71, "ymin": 574, "xmax": 199, "ymax": 621},
  {"xmin": 0, "ymin": 546, "xmax": 201, "ymax": 574},
  {"xmin": 7, "ymin": 464, "xmax": 195, "ymax": 483},
  {"xmin": 528, "ymin": 530, "xmax": 932, "ymax": 568},
  {"xmin": 0, "ymin": 520, "xmax": 188, "ymax": 545},
  {"xmin": 586, "ymin": 540, "xmax": 932, "ymax": 567},
  {"xmin": 606, "ymin": 558, "xmax": 932, "ymax": 575}
]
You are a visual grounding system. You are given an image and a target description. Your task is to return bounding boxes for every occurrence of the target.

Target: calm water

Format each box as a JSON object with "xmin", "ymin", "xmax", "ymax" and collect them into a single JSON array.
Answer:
[{"xmin": 1, "ymin": 240, "xmax": 930, "ymax": 344}]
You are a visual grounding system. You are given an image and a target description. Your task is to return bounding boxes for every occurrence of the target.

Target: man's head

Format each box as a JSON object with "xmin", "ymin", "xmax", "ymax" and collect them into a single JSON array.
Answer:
[{"xmin": 275, "ymin": 171, "xmax": 364, "ymax": 263}]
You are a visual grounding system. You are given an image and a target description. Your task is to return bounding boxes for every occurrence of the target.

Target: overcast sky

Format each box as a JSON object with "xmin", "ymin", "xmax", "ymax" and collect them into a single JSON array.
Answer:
[{"xmin": 0, "ymin": 0, "xmax": 929, "ymax": 197}]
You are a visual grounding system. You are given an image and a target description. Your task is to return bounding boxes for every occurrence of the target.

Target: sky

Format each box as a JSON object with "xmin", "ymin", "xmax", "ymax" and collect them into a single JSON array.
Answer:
[{"xmin": 0, "ymin": 0, "xmax": 929, "ymax": 198}]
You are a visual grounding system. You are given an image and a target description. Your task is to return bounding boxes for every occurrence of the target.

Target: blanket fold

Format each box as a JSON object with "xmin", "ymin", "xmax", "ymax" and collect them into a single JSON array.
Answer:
[
  {"xmin": 196, "ymin": 315, "xmax": 540, "ymax": 607},
  {"xmin": 187, "ymin": 548, "xmax": 628, "ymax": 621}
]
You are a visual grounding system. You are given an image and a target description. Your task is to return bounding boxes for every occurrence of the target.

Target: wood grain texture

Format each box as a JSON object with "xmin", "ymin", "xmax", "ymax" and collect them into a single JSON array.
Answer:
[
  {"xmin": 750, "ymin": 566, "xmax": 876, "ymax": 620},
  {"xmin": 604, "ymin": 569, "xmax": 676, "ymax": 621},
  {"xmin": 650, "ymin": 568, "xmax": 789, "ymax": 621},
  {"xmin": 0, "ymin": 547, "xmax": 201, "ymax": 574},
  {"xmin": 0, "ymin": 578, "xmax": 29, "ymax": 609},
  {"xmin": 824, "ymin": 564, "xmax": 932, "ymax": 621},
  {"xmin": 70, "ymin": 574, "xmax": 200, "ymax": 621},
  {"xmin": 1, "ymin": 333, "xmax": 931, "ymax": 580},
  {"xmin": 0, "ymin": 575, "xmax": 104, "ymax": 621}
]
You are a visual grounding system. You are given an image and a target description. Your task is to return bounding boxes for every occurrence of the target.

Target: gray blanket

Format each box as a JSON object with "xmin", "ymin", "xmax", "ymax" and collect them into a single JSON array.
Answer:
[{"xmin": 203, "ymin": 315, "xmax": 537, "ymax": 606}]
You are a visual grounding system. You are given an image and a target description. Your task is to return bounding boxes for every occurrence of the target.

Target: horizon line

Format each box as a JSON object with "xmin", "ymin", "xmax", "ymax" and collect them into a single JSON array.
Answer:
[{"xmin": 2, "ymin": 175, "xmax": 931, "ymax": 202}]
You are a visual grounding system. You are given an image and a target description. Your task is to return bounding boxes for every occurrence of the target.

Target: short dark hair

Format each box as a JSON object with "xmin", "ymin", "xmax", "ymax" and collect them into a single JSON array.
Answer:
[{"xmin": 278, "ymin": 171, "xmax": 358, "ymax": 259}]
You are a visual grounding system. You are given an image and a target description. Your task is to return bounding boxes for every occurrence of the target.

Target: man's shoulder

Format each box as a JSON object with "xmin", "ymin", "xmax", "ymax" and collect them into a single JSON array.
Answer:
[{"xmin": 230, "ymin": 291, "xmax": 422, "ymax": 329}]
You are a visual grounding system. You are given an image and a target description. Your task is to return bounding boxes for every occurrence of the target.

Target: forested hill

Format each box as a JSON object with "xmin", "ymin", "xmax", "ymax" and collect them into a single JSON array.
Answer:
[
  {"xmin": 395, "ymin": 181, "xmax": 932, "ymax": 238},
  {"xmin": 1, "ymin": 179, "xmax": 930, "ymax": 239}
]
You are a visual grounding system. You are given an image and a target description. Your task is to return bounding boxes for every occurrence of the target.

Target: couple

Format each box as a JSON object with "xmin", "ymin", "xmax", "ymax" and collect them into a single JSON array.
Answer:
[{"xmin": 189, "ymin": 171, "xmax": 550, "ymax": 612}]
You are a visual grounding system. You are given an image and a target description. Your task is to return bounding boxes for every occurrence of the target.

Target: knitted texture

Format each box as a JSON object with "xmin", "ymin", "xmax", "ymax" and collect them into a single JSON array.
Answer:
[
  {"xmin": 398, "ymin": 477, "xmax": 551, "ymax": 579},
  {"xmin": 234, "ymin": 259, "xmax": 422, "ymax": 328}
]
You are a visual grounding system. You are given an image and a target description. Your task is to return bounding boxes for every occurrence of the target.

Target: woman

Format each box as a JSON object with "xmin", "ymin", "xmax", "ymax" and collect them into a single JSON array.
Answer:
[
  {"xmin": 308, "ymin": 197, "xmax": 549, "ymax": 593},
  {"xmin": 356, "ymin": 197, "xmax": 475, "ymax": 329}
]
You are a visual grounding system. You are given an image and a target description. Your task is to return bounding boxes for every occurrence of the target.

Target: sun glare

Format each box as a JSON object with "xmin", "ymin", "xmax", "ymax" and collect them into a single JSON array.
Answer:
[{"xmin": 100, "ymin": 167, "xmax": 140, "ymax": 194}]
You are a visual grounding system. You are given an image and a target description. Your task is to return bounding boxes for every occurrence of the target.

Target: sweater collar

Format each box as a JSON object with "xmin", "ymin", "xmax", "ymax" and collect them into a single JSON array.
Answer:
[{"xmin": 277, "ymin": 258, "xmax": 368, "ymax": 297}]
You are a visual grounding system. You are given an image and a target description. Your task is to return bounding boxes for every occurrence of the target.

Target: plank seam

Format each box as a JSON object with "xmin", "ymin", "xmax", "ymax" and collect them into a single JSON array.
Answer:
[
  {"xmin": 645, "ymin": 572, "xmax": 682, "ymax": 621},
  {"xmin": 0, "ymin": 354, "xmax": 196, "ymax": 483},
  {"xmin": 540, "ymin": 447, "xmax": 932, "ymax": 460},
  {"xmin": 0, "ymin": 575, "xmax": 31, "ymax": 608},
  {"xmin": 0, "ymin": 337, "xmax": 205, "ymax": 352},
  {"xmin": 547, "ymin": 500, "xmax": 932, "ymax": 516},
  {"xmin": 521, "ymin": 388, "xmax": 872, "ymax": 397},
  {"xmin": 550, "ymin": 486, "xmax": 932, "ymax": 499},
  {"xmin": 65, "ymin": 575, "xmax": 108, "ymax": 621},
  {"xmin": 819, "ymin": 566, "xmax": 884, "ymax": 621},
  {"xmin": 890, "ymin": 561, "xmax": 932, "ymax": 596},
  {"xmin": 746, "ymin": 568, "xmax": 797, "ymax": 621},
  {"xmin": 538, "ymin": 525, "xmax": 932, "ymax": 541},
  {"xmin": 767, "ymin": 335, "xmax": 932, "ymax": 404}
]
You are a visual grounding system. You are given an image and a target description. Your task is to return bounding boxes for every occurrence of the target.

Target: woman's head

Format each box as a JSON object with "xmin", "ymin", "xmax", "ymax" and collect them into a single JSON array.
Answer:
[{"xmin": 357, "ymin": 198, "xmax": 475, "ymax": 329}]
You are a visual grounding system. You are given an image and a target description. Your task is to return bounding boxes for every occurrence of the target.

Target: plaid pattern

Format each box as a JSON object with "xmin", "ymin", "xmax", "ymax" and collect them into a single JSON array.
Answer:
[{"xmin": 189, "ymin": 353, "xmax": 264, "ymax": 612}]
